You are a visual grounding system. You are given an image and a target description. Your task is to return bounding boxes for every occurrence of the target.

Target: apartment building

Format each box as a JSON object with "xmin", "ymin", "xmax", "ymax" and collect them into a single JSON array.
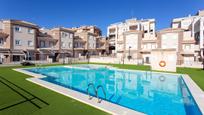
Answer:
[
  {"xmin": 96, "ymin": 36, "xmax": 109, "ymax": 55},
  {"xmin": 72, "ymin": 26, "xmax": 102, "ymax": 36},
  {"xmin": 36, "ymin": 27, "xmax": 75, "ymax": 62},
  {"xmin": 72, "ymin": 26, "xmax": 107, "ymax": 57},
  {"xmin": 0, "ymin": 20, "xmax": 38, "ymax": 63},
  {"xmin": 73, "ymin": 31, "xmax": 97, "ymax": 57},
  {"xmin": 194, "ymin": 10, "xmax": 204, "ymax": 61},
  {"xmin": 170, "ymin": 10, "xmax": 204, "ymax": 64},
  {"xmin": 36, "ymin": 28, "xmax": 59, "ymax": 61},
  {"xmin": 107, "ymin": 18, "xmax": 157, "ymax": 62},
  {"xmin": 157, "ymin": 28, "xmax": 191, "ymax": 65}
]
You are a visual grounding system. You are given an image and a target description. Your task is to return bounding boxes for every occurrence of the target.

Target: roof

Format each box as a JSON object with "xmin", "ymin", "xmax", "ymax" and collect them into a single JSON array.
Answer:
[
  {"xmin": 51, "ymin": 27, "xmax": 74, "ymax": 33},
  {"xmin": 158, "ymin": 28, "xmax": 184, "ymax": 33},
  {"xmin": 109, "ymin": 18, "xmax": 155, "ymax": 26},
  {"xmin": 2, "ymin": 19, "xmax": 39, "ymax": 28}
]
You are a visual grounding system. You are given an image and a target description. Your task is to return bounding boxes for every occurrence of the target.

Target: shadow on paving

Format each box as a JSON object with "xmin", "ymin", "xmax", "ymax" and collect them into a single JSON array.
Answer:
[{"xmin": 0, "ymin": 76, "xmax": 49, "ymax": 115}]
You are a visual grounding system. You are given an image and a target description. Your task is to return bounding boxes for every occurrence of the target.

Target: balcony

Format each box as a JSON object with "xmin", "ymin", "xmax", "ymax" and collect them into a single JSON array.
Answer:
[{"xmin": 74, "ymin": 47, "xmax": 85, "ymax": 50}]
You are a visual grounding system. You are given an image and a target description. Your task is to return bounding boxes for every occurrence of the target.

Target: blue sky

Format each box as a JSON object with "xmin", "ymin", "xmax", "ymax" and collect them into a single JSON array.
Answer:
[{"xmin": 1, "ymin": 0, "xmax": 204, "ymax": 35}]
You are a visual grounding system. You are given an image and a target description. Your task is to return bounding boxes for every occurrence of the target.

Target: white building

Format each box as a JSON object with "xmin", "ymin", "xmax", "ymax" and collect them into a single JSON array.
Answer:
[{"xmin": 107, "ymin": 18, "xmax": 156, "ymax": 61}]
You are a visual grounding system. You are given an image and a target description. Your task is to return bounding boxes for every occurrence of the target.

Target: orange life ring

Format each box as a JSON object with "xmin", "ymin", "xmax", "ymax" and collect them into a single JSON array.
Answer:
[{"xmin": 159, "ymin": 60, "xmax": 166, "ymax": 67}]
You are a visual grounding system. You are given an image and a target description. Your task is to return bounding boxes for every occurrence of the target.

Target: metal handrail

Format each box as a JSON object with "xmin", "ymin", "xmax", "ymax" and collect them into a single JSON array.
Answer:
[
  {"xmin": 86, "ymin": 83, "xmax": 97, "ymax": 100},
  {"xmin": 96, "ymin": 85, "xmax": 106, "ymax": 103}
]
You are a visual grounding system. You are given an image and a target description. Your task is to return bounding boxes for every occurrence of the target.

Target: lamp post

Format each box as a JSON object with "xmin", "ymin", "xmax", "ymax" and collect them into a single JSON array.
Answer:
[
  {"xmin": 128, "ymin": 46, "xmax": 131, "ymax": 61},
  {"xmin": 63, "ymin": 51, "xmax": 65, "ymax": 65},
  {"xmin": 87, "ymin": 51, "xmax": 90, "ymax": 64},
  {"xmin": 202, "ymin": 48, "xmax": 204, "ymax": 70}
]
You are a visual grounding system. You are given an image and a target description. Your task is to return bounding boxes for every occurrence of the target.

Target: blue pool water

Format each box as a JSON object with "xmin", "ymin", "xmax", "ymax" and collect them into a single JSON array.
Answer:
[{"xmin": 25, "ymin": 65, "xmax": 202, "ymax": 115}]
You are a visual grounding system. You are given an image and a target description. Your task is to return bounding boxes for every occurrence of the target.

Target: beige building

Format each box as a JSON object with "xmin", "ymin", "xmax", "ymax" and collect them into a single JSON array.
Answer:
[
  {"xmin": 193, "ymin": 10, "xmax": 204, "ymax": 61},
  {"xmin": 0, "ymin": 20, "xmax": 38, "ymax": 63},
  {"xmin": 170, "ymin": 10, "xmax": 204, "ymax": 64},
  {"xmin": 107, "ymin": 10, "xmax": 204, "ymax": 65},
  {"xmin": 72, "ymin": 26, "xmax": 102, "ymax": 36},
  {"xmin": 0, "ymin": 20, "xmax": 107, "ymax": 63},
  {"xmin": 157, "ymin": 28, "xmax": 200, "ymax": 65},
  {"xmin": 72, "ymin": 26, "xmax": 107, "ymax": 58},
  {"xmin": 107, "ymin": 18, "xmax": 157, "ymax": 62}
]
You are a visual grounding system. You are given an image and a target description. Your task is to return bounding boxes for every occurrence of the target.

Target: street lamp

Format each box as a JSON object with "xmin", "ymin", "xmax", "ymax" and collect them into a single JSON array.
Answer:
[
  {"xmin": 202, "ymin": 48, "xmax": 204, "ymax": 70},
  {"xmin": 128, "ymin": 46, "xmax": 132, "ymax": 61},
  {"xmin": 87, "ymin": 51, "xmax": 90, "ymax": 64}
]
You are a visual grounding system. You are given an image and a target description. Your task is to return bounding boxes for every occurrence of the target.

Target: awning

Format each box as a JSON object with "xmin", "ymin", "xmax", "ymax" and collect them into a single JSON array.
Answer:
[
  {"xmin": 10, "ymin": 50, "xmax": 25, "ymax": 56},
  {"xmin": 180, "ymin": 51, "xmax": 194, "ymax": 56},
  {"xmin": 0, "ymin": 31, "xmax": 9, "ymax": 38}
]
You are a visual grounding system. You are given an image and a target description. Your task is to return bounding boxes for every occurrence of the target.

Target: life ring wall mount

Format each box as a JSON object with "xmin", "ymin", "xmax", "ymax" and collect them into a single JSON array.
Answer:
[{"xmin": 159, "ymin": 60, "xmax": 166, "ymax": 67}]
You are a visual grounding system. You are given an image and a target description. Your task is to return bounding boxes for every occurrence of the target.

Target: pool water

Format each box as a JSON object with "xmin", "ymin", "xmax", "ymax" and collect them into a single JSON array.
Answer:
[{"xmin": 25, "ymin": 65, "xmax": 202, "ymax": 115}]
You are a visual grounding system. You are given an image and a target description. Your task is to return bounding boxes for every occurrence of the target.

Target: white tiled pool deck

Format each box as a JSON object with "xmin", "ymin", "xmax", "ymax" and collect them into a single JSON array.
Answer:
[{"xmin": 13, "ymin": 66, "xmax": 204, "ymax": 115}]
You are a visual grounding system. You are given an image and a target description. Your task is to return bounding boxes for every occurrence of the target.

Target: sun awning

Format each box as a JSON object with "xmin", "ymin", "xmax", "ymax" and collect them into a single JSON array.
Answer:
[{"xmin": 0, "ymin": 31, "xmax": 9, "ymax": 38}]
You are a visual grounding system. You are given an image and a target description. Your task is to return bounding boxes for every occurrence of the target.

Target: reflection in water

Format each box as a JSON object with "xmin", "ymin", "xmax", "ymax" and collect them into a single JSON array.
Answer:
[{"xmin": 27, "ymin": 66, "xmax": 201, "ymax": 115}]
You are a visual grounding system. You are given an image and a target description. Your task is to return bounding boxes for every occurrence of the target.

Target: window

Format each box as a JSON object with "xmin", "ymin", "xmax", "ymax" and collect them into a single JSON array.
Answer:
[
  {"xmin": 68, "ymin": 42, "xmax": 72, "ymax": 48},
  {"xmin": 75, "ymin": 43, "xmax": 78, "ymax": 48},
  {"xmin": 15, "ymin": 40, "xmax": 21, "ymax": 46},
  {"xmin": 0, "ymin": 38, "xmax": 3, "ymax": 45},
  {"xmin": 144, "ymin": 30, "xmax": 148, "ymax": 33},
  {"xmin": 40, "ymin": 41, "xmax": 45, "ymax": 47},
  {"xmin": 28, "ymin": 41, "xmax": 33, "ymax": 47},
  {"xmin": 61, "ymin": 42, "xmax": 65, "ymax": 48},
  {"xmin": 61, "ymin": 32, "xmax": 68, "ymax": 38},
  {"xmin": 70, "ymin": 34, "xmax": 73, "ymax": 39},
  {"xmin": 28, "ymin": 29, "xmax": 34, "ymax": 34},
  {"xmin": 15, "ymin": 26, "xmax": 21, "ymax": 32},
  {"xmin": 49, "ymin": 42, "xmax": 54, "ymax": 47}
]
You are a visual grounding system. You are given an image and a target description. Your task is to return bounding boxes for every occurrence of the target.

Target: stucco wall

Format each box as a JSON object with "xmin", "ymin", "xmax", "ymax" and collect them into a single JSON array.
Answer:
[
  {"xmin": 151, "ymin": 49, "xmax": 177, "ymax": 72},
  {"xmin": 13, "ymin": 25, "xmax": 35, "ymax": 50},
  {"xmin": 161, "ymin": 33, "xmax": 179, "ymax": 50},
  {"xmin": 60, "ymin": 31, "xmax": 73, "ymax": 50}
]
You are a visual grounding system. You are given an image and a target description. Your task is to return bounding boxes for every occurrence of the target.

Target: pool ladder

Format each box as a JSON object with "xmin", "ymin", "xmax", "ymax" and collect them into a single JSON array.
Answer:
[{"xmin": 87, "ymin": 83, "xmax": 106, "ymax": 103}]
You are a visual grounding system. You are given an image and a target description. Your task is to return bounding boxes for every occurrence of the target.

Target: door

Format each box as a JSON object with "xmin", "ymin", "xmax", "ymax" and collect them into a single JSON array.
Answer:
[{"xmin": 145, "ymin": 57, "xmax": 150, "ymax": 64}]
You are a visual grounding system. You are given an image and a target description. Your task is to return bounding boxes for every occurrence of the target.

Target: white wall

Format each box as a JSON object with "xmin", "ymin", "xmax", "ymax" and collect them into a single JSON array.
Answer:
[
  {"xmin": 151, "ymin": 50, "xmax": 177, "ymax": 72},
  {"xmin": 88, "ymin": 35, "xmax": 96, "ymax": 49},
  {"xmin": 125, "ymin": 34, "xmax": 138, "ymax": 50},
  {"xmin": 61, "ymin": 31, "xmax": 73, "ymax": 49},
  {"xmin": 161, "ymin": 33, "xmax": 178, "ymax": 50}
]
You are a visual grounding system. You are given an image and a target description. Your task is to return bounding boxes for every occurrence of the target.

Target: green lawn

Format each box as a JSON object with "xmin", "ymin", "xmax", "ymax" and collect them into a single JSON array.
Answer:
[
  {"xmin": 0, "ymin": 63, "xmax": 204, "ymax": 115},
  {"xmin": 0, "ymin": 64, "xmax": 109, "ymax": 115}
]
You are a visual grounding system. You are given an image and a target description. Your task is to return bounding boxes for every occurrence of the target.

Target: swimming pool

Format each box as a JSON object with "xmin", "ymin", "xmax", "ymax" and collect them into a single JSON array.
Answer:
[{"xmin": 23, "ymin": 65, "xmax": 202, "ymax": 115}]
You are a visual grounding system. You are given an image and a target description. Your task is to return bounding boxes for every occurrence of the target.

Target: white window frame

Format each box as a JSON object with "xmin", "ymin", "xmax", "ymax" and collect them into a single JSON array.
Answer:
[
  {"xmin": 28, "ymin": 28, "xmax": 34, "ymax": 34},
  {"xmin": 70, "ymin": 33, "xmax": 73, "ymax": 39},
  {"xmin": 0, "ymin": 38, "xmax": 3, "ymax": 45},
  {"xmin": 61, "ymin": 42, "xmax": 65, "ymax": 48},
  {"xmin": 14, "ymin": 26, "xmax": 21, "ymax": 32},
  {"xmin": 49, "ymin": 41, "xmax": 54, "ymax": 47},
  {"xmin": 28, "ymin": 41, "xmax": 33, "ymax": 47},
  {"xmin": 40, "ymin": 41, "xmax": 46, "ymax": 48},
  {"xmin": 15, "ymin": 40, "xmax": 21, "ymax": 46}
]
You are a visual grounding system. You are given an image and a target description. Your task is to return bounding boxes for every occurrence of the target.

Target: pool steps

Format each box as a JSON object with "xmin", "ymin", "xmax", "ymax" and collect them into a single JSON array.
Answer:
[{"xmin": 87, "ymin": 83, "xmax": 107, "ymax": 103}]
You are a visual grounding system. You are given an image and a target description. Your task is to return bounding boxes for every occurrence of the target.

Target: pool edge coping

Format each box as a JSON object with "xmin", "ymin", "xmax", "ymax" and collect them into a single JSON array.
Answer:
[
  {"xmin": 12, "ymin": 65, "xmax": 204, "ymax": 115},
  {"xmin": 13, "ymin": 68, "xmax": 145, "ymax": 115},
  {"xmin": 182, "ymin": 74, "xmax": 204, "ymax": 114}
]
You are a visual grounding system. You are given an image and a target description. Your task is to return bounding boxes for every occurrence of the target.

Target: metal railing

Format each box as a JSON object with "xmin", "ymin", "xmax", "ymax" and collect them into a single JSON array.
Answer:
[
  {"xmin": 96, "ymin": 85, "xmax": 106, "ymax": 103},
  {"xmin": 86, "ymin": 83, "xmax": 106, "ymax": 103},
  {"xmin": 86, "ymin": 83, "xmax": 97, "ymax": 100}
]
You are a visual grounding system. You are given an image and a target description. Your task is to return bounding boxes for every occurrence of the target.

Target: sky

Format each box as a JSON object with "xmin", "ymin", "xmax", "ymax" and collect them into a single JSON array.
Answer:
[{"xmin": 0, "ymin": 0, "xmax": 204, "ymax": 35}]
